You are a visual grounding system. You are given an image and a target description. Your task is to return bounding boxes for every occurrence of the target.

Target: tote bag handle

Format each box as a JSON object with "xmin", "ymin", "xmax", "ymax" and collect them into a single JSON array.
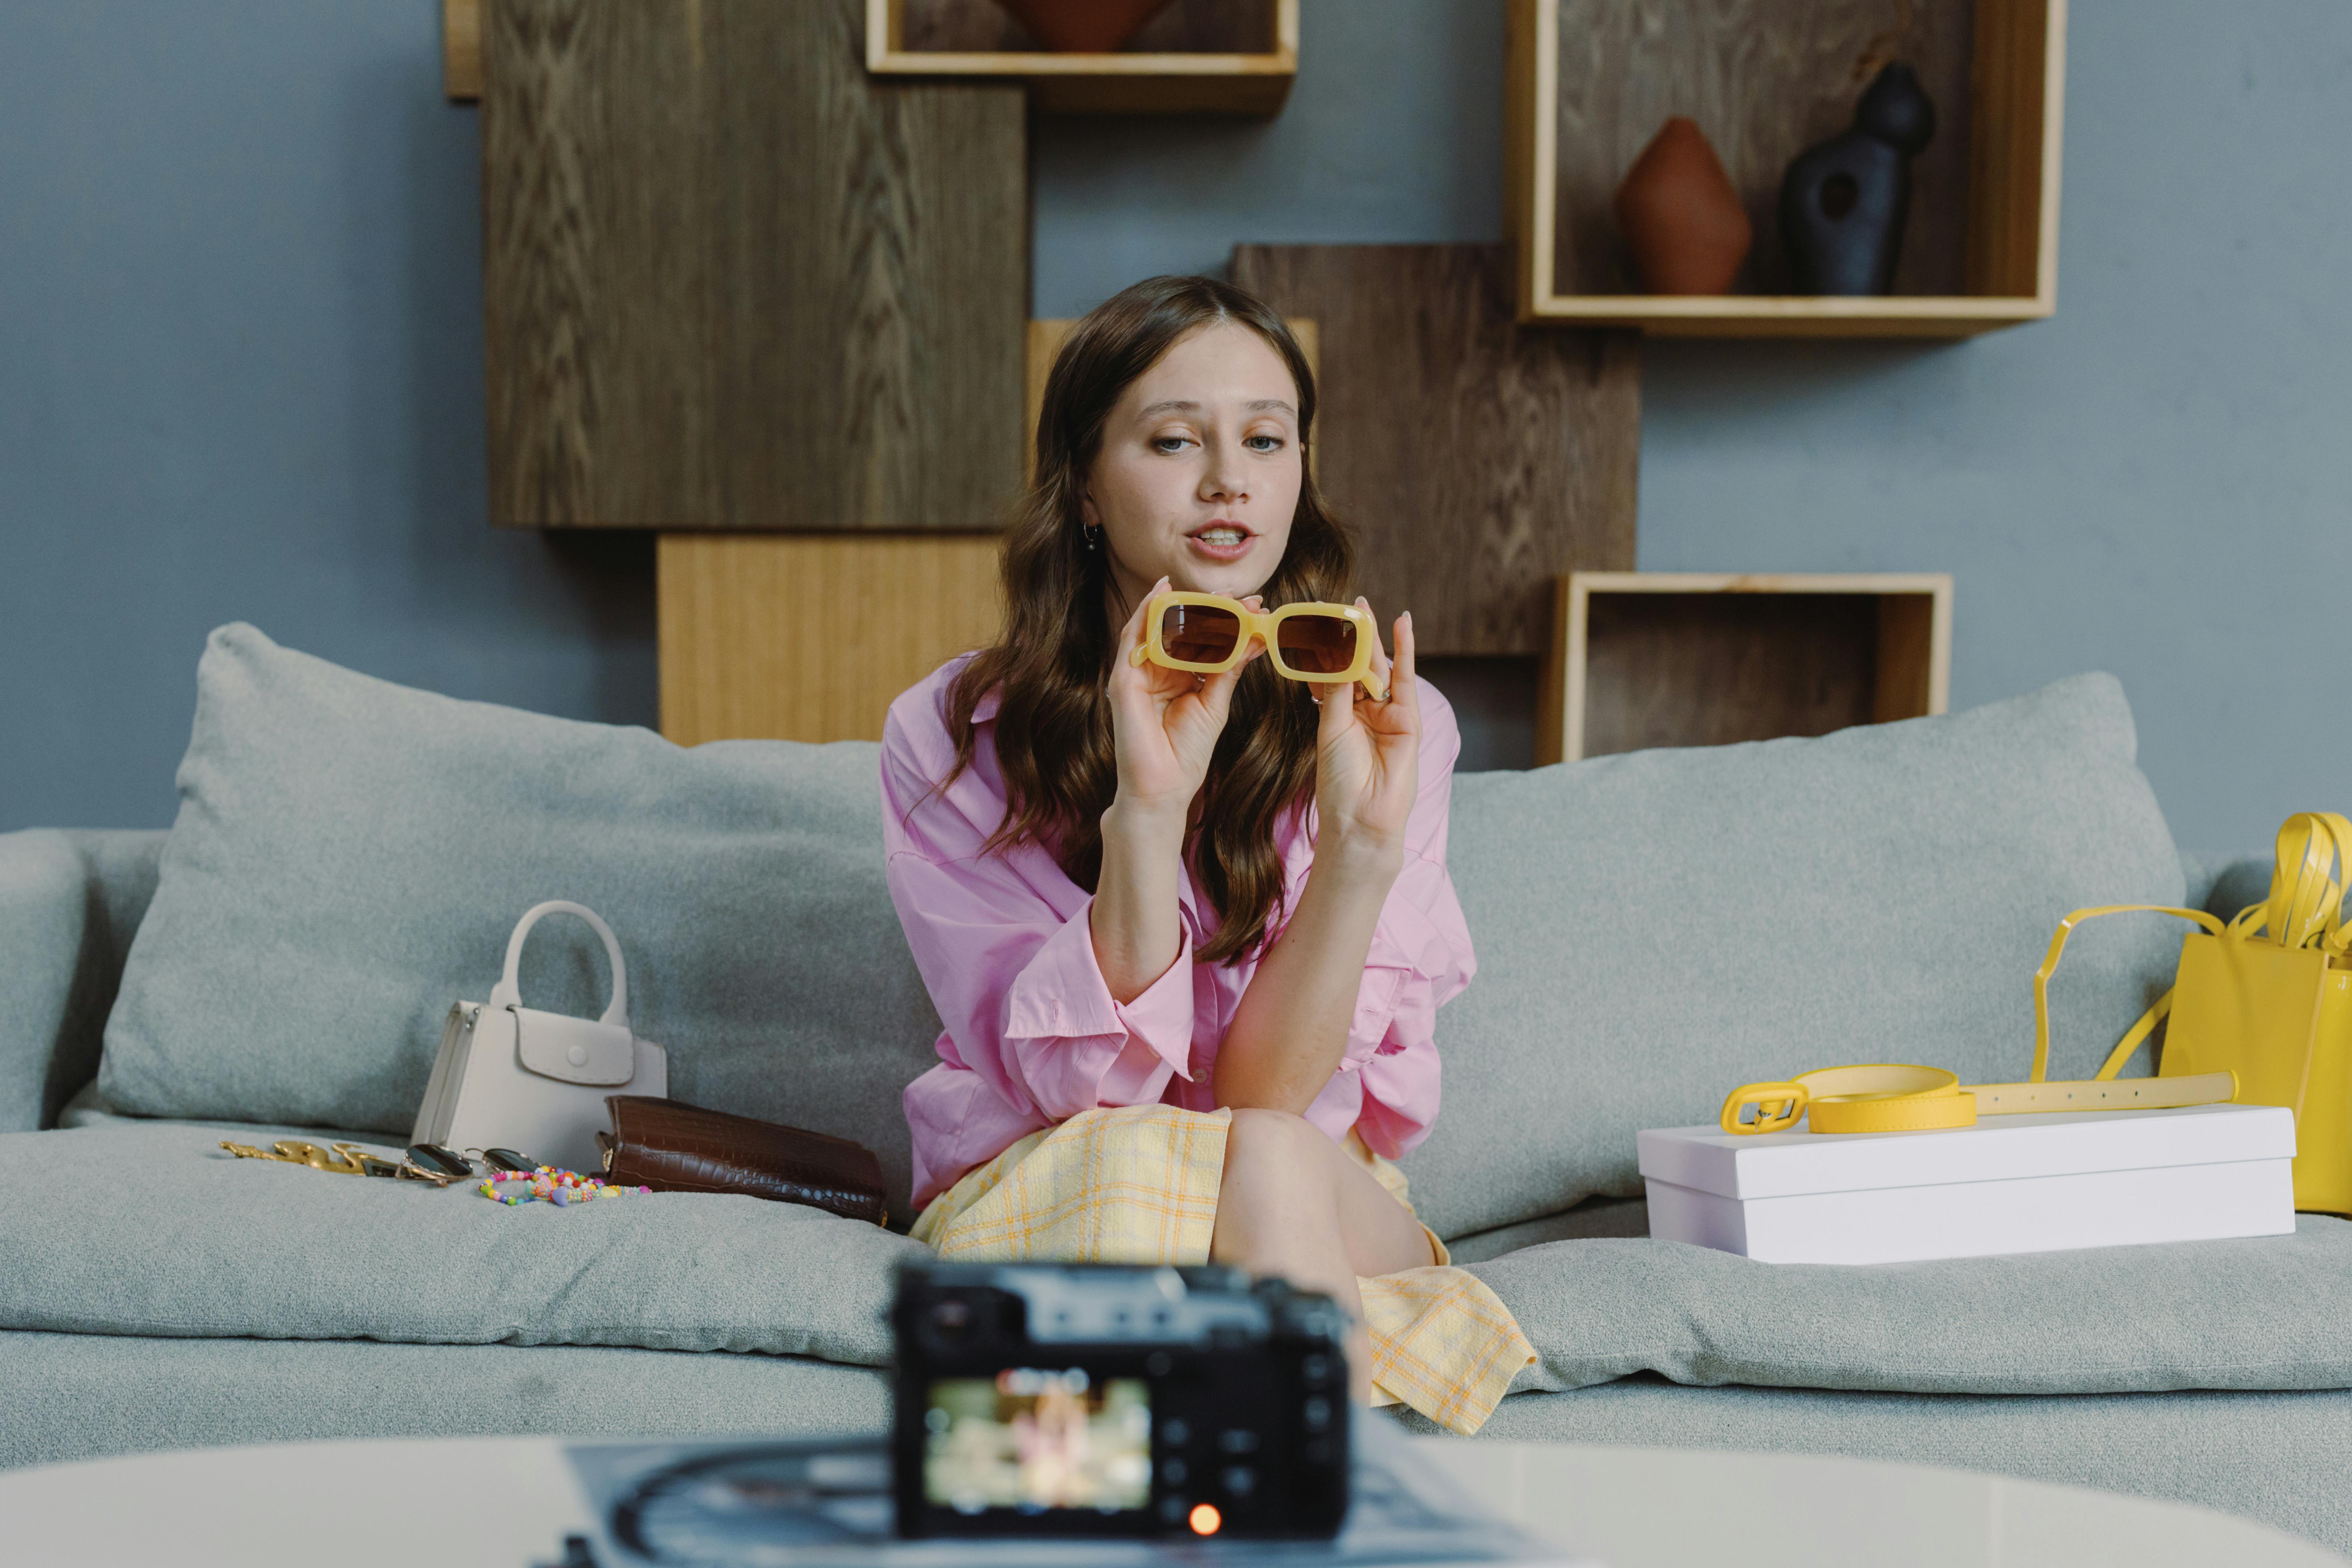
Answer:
[
  {"xmin": 487, "ymin": 900, "xmax": 630, "ymax": 1031},
  {"xmin": 2241, "ymin": 811, "xmax": 2352, "ymax": 954},
  {"xmin": 2037, "ymin": 815, "xmax": 2352, "ymax": 1083},
  {"xmin": 2031, "ymin": 904, "xmax": 2224, "ymax": 1085}
]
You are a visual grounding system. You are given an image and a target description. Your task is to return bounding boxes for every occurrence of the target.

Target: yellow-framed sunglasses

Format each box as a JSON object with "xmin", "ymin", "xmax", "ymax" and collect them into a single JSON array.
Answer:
[{"xmin": 1130, "ymin": 590, "xmax": 1387, "ymax": 702}]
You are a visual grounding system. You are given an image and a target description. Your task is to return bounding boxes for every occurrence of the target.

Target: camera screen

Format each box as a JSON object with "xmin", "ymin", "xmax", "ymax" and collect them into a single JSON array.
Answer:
[{"xmin": 922, "ymin": 1368, "xmax": 1152, "ymax": 1515}]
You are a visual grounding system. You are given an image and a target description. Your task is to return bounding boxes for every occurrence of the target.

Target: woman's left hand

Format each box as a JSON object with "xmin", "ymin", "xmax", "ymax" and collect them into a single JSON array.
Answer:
[{"xmin": 1311, "ymin": 602, "xmax": 1418, "ymax": 871}]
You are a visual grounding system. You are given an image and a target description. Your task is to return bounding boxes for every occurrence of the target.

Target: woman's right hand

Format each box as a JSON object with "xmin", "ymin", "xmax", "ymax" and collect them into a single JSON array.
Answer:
[{"xmin": 1106, "ymin": 576, "xmax": 1259, "ymax": 821}]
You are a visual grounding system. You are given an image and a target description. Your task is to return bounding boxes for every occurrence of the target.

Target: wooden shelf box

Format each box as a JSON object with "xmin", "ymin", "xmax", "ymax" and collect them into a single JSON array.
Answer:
[
  {"xmin": 1506, "ymin": 0, "xmax": 2065, "ymax": 337},
  {"xmin": 1539, "ymin": 573, "xmax": 1953, "ymax": 765},
  {"xmin": 867, "ymin": 0, "xmax": 1297, "ymax": 114}
]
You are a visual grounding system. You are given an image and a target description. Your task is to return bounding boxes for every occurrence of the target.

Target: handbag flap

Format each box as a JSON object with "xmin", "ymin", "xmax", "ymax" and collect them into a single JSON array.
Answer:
[
  {"xmin": 512, "ymin": 1006, "xmax": 638, "ymax": 1087},
  {"xmin": 603, "ymin": 1095, "xmax": 887, "ymax": 1225}
]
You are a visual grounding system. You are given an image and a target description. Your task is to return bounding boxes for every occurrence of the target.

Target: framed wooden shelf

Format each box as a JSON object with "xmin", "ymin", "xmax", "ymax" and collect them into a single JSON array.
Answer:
[
  {"xmin": 867, "ymin": 0, "xmax": 1297, "ymax": 115},
  {"xmin": 1506, "ymin": 0, "xmax": 2065, "ymax": 337},
  {"xmin": 1538, "ymin": 573, "xmax": 1952, "ymax": 765}
]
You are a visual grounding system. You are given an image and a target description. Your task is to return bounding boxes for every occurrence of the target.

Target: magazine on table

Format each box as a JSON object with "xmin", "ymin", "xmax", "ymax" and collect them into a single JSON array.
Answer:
[{"xmin": 553, "ymin": 1417, "xmax": 1599, "ymax": 1567}]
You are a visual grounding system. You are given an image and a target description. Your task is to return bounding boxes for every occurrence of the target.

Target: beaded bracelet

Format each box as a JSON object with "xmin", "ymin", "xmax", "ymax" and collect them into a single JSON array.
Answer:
[{"xmin": 477, "ymin": 1164, "xmax": 653, "ymax": 1207}]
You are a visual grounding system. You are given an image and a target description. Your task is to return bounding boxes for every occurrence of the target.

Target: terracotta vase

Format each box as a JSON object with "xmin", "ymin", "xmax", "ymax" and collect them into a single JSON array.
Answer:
[
  {"xmin": 1613, "ymin": 117, "xmax": 1753, "ymax": 295},
  {"xmin": 992, "ymin": 0, "xmax": 1174, "ymax": 53}
]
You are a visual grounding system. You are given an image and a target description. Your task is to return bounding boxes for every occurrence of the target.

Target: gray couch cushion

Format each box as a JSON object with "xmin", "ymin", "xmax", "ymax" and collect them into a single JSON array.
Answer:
[
  {"xmin": 0, "ymin": 830, "xmax": 164, "ymax": 1133},
  {"xmin": 0, "ymin": 1332, "xmax": 889, "ymax": 1473},
  {"xmin": 1470, "ymin": 1218, "xmax": 2352, "ymax": 1398},
  {"xmin": 20, "ymin": 1121, "xmax": 2352, "ymax": 1412},
  {"xmin": 1402, "ymin": 674, "xmax": 2187, "ymax": 1239},
  {"xmin": 98, "ymin": 625, "xmax": 944, "ymax": 1216},
  {"xmin": 3, "ymin": 1122, "xmax": 919, "ymax": 1362}
]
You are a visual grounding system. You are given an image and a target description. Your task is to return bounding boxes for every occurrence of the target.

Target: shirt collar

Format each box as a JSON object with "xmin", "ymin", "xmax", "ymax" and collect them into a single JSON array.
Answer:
[{"xmin": 969, "ymin": 688, "xmax": 1002, "ymax": 724}]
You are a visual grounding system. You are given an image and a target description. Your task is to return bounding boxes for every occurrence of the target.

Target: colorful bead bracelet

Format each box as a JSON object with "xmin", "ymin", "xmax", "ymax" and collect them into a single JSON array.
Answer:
[{"xmin": 477, "ymin": 1164, "xmax": 652, "ymax": 1207}]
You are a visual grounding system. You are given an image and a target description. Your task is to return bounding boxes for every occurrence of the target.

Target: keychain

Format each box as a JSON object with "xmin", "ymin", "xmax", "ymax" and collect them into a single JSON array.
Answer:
[{"xmin": 218, "ymin": 1140, "xmax": 457, "ymax": 1185}]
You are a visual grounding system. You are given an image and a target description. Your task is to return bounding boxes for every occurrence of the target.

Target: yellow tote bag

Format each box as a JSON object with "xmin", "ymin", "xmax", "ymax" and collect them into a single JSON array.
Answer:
[{"xmin": 2064, "ymin": 812, "xmax": 2352, "ymax": 1214}]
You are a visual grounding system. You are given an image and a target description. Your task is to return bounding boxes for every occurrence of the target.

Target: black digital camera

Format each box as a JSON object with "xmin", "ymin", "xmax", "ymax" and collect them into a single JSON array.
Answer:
[{"xmin": 891, "ymin": 1263, "xmax": 1350, "ymax": 1541}]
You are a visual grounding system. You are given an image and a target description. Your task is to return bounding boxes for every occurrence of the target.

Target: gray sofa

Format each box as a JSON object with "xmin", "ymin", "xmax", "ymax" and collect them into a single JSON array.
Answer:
[{"xmin": 8, "ymin": 624, "xmax": 2352, "ymax": 1555}]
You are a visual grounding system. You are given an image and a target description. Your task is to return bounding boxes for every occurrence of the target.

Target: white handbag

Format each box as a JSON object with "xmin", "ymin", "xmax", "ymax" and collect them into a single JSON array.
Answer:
[{"xmin": 412, "ymin": 900, "xmax": 668, "ymax": 1174}]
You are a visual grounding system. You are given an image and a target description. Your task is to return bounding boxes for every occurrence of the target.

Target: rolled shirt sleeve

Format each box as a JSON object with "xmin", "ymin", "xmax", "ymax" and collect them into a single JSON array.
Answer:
[
  {"xmin": 1001, "ymin": 898, "xmax": 1197, "ymax": 1116},
  {"xmin": 882, "ymin": 684, "xmax": 1203, "ymax": 1202},
  {"xmin": 1307, "ymin": 694, "xmax": 1477, "ymax": 1161}
]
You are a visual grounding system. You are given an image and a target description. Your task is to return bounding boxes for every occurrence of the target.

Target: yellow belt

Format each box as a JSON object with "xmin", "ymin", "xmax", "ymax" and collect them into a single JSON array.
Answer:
[
  {"xmin": 1719, "ymin": 1065, "xmax": 2240, "ymax": 1135},
  {"xmin": 1720, "ymin": 899, "xmax": 2244, "ymax": 1136}
]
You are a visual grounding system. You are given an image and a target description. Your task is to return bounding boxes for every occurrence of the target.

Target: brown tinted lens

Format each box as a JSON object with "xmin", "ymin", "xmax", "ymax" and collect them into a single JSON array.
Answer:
[
  {"xmin": 1162, "ymin": 604, "xmax": 1242, "ymax": 665},
  {"xmin": 1276, "ymin": 613, "xmax": 1358, "ymax": 675}
]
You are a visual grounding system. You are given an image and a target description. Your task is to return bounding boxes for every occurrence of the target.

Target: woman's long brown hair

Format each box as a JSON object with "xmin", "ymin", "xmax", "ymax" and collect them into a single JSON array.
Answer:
[{"xmin": 945, "ymin": 275, "xmax": 1353, "ymax": 963}]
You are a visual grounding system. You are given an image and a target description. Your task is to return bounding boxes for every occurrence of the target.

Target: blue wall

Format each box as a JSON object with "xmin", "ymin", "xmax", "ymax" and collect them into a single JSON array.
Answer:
[
  {"xmin": 5, "ymin": 2, "xmax": 2348, "ymax": 853},
  {"xmin": 0, "ymin": 4, "xmax": 649, "ymax": 832}
]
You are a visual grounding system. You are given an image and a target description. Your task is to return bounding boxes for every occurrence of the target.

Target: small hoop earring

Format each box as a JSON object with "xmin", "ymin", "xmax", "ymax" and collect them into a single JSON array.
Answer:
[{"xmin": 1083, "ymin": 524, "xmax": 1101, "ymax": 554}]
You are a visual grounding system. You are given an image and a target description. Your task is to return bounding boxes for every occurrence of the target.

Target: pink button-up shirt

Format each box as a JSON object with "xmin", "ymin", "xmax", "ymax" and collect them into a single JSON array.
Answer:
[{"xmin": 881, "ymin": 656, "xmax": 1477, "ymax": 1209}]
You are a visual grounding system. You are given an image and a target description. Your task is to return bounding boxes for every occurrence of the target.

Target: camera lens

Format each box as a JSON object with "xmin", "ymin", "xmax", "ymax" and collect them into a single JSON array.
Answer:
[{"xmin": 929, "ymin": 1299, "xmax": 972, "ymax": 1340}]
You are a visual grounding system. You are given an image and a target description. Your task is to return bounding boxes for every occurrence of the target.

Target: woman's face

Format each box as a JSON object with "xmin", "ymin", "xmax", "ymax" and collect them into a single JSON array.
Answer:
[{"xmin": 1082, "ymin": 321, "xmax": 1304, "ymax": 614}]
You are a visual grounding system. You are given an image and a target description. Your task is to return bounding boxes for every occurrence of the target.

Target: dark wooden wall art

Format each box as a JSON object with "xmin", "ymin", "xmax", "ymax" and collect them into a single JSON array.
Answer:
[
  {"xmin": 482, "ymin": 0, "xmax": 1027, "ymax": 530},
  {"xmin": 1231, "ymin": 244, "xmax": 1639, "ymax": 658}
]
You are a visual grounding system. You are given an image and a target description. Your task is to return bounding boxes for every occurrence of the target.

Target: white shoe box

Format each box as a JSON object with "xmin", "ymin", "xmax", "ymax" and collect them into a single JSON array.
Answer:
[{"xmin": 1638, "ymin": 1103, "xmax": 2297, "ymax": 1265}]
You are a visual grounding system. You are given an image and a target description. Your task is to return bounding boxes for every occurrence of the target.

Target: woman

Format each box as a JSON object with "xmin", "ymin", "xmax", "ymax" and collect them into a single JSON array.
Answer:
[{"xmin": 880, "ymin": 276, "xmax": 1530, "ymax": 1433}]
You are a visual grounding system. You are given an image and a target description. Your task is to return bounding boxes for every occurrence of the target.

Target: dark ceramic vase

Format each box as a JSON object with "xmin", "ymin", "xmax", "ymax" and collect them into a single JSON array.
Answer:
[
  {"xmin": 1778, "ymin": 63, "xmax": 1938, "ymax": 295},
  {"xmin": 1614, "ymin": 117, "xmax": 1753, "ymax": 295},
  {"xmin": 992, "ymin": 0, "xmax": 1173, "ymax": 53}
]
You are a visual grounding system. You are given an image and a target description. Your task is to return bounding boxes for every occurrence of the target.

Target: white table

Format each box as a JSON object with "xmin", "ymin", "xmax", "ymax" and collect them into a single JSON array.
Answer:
[{"xmin": 1, "ymin": 1433, "xmax": 2339, "ymax": 1568}]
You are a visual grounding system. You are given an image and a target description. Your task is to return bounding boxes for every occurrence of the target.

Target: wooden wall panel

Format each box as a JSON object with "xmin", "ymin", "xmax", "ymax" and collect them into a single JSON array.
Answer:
[
  {"xmin": 483, "ymin": 0, "xmax": 1027, "ymax": 530},
  {"xmin": 1231, "ymin": 244, "xmax": 1638, "ymax": 656},
  {"xmin": 659, "ymin": 536, "xmax": 1003, "ymax": 745},
  {"xmin": 1546, "ymin": 0, "xmax": 1976, "ymax": 298}
]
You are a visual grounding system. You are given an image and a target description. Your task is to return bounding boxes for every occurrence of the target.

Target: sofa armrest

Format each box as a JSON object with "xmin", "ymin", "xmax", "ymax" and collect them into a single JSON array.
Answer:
[
  {"xmin": 2180, "ymin": 850, "xmax": 2275, "ymax": 924},
  {"xmin": 0, "ymin": 830, "xmax": 166, "ymax": 1131}
]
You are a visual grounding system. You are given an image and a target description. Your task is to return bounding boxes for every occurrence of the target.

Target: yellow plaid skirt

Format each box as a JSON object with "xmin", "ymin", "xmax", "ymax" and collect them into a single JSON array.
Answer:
[{"xmin": 910, "ymin": 1104, "xmax": 1534, "ymax": 1434}]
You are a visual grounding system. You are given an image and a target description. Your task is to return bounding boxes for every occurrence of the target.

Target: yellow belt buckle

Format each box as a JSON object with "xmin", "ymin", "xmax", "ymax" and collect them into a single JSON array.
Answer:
[{"xmin": 1720, "ymin": 1081, "xmax": 1809, "ymax": 1135}]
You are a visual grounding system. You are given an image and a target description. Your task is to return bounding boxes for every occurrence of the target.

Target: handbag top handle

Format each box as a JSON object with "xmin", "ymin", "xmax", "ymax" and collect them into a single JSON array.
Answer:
[
  {"xmin": 487, "ymin": 900, "xmax": 630, "ymax": 1031},
  {"xmin": 2028, "ymin": 812, "xmax": 2352, "ymax": 1086}
]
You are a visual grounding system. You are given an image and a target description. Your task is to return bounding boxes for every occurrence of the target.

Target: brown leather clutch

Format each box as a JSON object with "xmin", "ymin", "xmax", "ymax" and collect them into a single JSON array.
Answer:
[{"xmin": 600, "ymin": 1096, "xmax": 887, "ymax": 1227}]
